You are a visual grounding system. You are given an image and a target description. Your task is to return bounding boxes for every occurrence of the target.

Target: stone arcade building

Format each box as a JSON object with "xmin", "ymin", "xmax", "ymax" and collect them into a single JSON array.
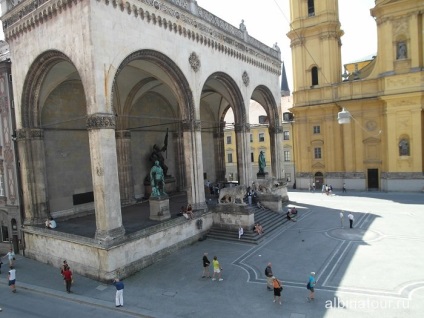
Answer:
[{"xmin": 0, "ymin": 0, "xmax": 283, "ymax": 279}]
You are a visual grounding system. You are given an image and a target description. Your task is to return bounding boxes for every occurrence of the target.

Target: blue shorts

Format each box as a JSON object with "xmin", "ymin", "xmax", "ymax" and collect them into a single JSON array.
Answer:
[{"xmin": 9, "ymin": 279, "xmax": 15, "ymax": 286}]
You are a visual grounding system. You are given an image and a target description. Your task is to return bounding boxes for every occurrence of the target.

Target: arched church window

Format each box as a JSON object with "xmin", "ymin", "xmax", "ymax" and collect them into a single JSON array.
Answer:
[
  {"xmin": 311, "ymin": 66, "xmax": 319, "ymax": 86},
  {"xmin": 308, "ymin": 0, "xmax": 315, "ymax": 16},
  {"xmin": 397, "ymin": 42, "xmax": 407, "ymax": 59},
  {"xmin": 398, "ymin": 138, "xmax": 410, "ymax": 156}
]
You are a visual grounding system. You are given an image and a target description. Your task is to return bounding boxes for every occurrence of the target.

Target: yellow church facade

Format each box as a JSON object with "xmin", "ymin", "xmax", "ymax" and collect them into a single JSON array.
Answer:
[{"xmin": 288, "ymin": 0, "xmax": 424, "ymax": 191}]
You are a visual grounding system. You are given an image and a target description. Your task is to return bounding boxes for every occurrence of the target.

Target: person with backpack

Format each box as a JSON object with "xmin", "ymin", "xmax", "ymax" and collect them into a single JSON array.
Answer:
[
  {"xmin": 265, "ymin": 263, "xmax": 273, "ymax": 291},
  {"xmin": 306, "ymin": 272, "xmax": 316, "ymax": 302}
]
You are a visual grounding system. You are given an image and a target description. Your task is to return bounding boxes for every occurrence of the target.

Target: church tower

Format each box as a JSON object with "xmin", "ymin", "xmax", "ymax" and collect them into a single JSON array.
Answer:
[{"xmin": 288, "ymin": 0, "xmax": 343, "ymax": 91}]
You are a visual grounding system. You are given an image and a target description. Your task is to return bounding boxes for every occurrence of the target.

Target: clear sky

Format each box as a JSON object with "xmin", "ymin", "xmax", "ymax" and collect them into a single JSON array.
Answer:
[{"xmin": 196, "ymin": 0, "xmax": 377, "ymax": 91}]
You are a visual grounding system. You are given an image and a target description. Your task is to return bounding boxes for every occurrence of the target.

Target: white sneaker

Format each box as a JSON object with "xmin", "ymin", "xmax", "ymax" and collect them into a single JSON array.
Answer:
[
  {"xmin": 212, "ymin": 278, "xmax": 216, "ymax": 281},
  {"xmin": 219, "ymin": 278, "xmax": 223, "ymax": 281}
]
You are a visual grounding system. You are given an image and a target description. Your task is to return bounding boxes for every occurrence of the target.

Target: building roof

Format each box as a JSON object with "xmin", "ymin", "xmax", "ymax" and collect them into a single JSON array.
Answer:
[{"xmin": 280, "ymin": 62, "xmax": 290, "ymax": 97}]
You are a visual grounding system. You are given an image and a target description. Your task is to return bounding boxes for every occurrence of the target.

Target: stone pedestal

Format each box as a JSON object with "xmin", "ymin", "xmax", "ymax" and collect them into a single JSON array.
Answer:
[
  {"xmin": 256, "ymin": 185, "xmax": 289, "ymax": 212},
  {"xmin": 212, "ymin": 205, "xmax": 254, "ymax": 230},
  {"xmin": 257, "ymin": 172, "xmax": 268, "ymax": 179},
  {"xmin": 149, "ymin": 196, "xmax": 171, "ymax": 221}
]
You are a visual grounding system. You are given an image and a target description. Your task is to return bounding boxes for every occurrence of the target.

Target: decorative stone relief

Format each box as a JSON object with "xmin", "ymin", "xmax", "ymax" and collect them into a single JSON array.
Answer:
[
  {"xmin": 188, "ymin": 52, "xmax": 200, "ymax": 72},
  {"xmin": 86, "ymin": 114, "xmax": 116, "ymax": 129},
  {"xmin": 242, "ymin": 71, "xmax": 249, "ymax": 86}
]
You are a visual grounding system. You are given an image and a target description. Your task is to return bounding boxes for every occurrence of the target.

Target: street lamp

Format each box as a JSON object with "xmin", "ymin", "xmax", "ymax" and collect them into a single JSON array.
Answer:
[{"xmin": 337, "ymin": 108, "xmax": 351, "ymax": 124}]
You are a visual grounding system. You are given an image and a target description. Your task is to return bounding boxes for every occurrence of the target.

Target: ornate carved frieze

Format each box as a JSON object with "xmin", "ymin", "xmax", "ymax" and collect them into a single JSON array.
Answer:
[
  {"xmin": 3, "ymin": 0, "xmax": 281, "ymax": 75},
  {"xmin": 188, "ymin": 52, "xmax": 200, "ymax": 72},
  {"xmin": 86, "ymin": 114, "xmax": 116, "ymax": 130},
  {"xmin": 242, "ymin": 71, "xmax": 249, "ymax": 86}
]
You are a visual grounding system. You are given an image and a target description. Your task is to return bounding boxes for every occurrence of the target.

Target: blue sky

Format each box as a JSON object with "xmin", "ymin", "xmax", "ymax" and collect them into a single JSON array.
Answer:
[{"xmin": 196, "ymin": 0, "xmax": 377, "ymax": 90}]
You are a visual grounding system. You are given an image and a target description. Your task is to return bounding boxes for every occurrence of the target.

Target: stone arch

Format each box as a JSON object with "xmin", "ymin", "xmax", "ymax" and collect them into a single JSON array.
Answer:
[
  {"xmin": 112, "ymin": 50, "xmax": 194, "ymax": 123},
  {"xmin": 21, "ymin": 50, "xmax": 80, "ymax": 128}
]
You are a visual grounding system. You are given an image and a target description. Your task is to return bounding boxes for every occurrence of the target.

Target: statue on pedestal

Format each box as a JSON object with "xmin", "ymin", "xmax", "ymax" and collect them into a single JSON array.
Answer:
[
  {"xmin": 258, "ymin": 151, "xmax": 266, "ymax": 174},
  {"xmin": 150, "ymin": 160, "xmax": 166, "ymax": 197}
]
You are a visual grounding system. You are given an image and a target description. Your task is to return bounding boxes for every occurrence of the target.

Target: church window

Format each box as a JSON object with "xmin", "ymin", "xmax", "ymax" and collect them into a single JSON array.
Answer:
[
  {"xmin": 227, "ymin": 153, "xmax": 233, "ymax": 163},
  {"xmin": 259, "ymin": 133, "xmax": 265, "ymax": 142},
  {"xmin": 311, "ymin": 66, "xmax": 319, "ymax": 86},
  {"xmin": 284, "ymin": 151, "xmax": 291, "ymax": 162},
  {"xmin": 308, "ymin": 0, "xmax": 315, "ymax": 16},
  {"xmin": 314, "ymin": 147, "xmax": 322, "ymax": 159},
  {"xmin": 226, "ymin": 136, "xmax": 231, "ymax": 144},
  {"xmin": 313, "ymin": 125, "xmax": 320, "ymax": 134},
  {"xmin": 283, "ymin": 131, "xmax": 290, "ymax": 140}
]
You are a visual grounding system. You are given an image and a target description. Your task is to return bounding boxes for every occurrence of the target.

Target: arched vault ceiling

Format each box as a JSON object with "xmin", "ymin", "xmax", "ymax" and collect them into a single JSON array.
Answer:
[{"xmin": 39, "ymin": 61, "xmax": 79, "ymax": 108}]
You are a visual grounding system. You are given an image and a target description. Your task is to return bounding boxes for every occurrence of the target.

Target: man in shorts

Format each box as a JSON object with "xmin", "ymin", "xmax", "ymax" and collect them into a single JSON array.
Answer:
[
  {"xmin": 8, "ymin": 266, "xmax": 16, "ymax": 293},
  {"xmin": 211, "ymin": 256, "xmax": 223, "ymax": 281}
]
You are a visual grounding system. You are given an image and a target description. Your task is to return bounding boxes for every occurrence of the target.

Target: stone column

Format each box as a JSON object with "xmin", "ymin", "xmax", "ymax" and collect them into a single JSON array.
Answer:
[
  {"xmin": 16, "ymin": 128, "xmax": 49, "ymax": 225},
  {"xmin": 214, "ymin": 121, "xmax": 226, "ymax": 182},
  {"xmin": 234, "ymin": 123, "xmax": 252, "ymax": 187},
  {"xmin": 269, "ymin": 125, "xmax": 285, "ymax": 180},
  {"xmin": 116, "ymin": 130, "xmax": 134, "ymax": 205},
  {"xmin": 174, "ymin": 129, "xmax": 186, "ymax": 192},
  {"xmin": 182, "ymin": 119, "xmax": 206, "ymax": 208},
  {"xmin": 87, "ymin": 114, "xmax": 125, "ymax": 241}
]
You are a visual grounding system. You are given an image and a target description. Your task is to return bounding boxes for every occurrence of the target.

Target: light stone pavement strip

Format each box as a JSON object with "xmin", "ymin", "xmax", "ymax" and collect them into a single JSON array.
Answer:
[{"xmin": 1, "ymin": 191, "xmax": 423, "ymax": 318}]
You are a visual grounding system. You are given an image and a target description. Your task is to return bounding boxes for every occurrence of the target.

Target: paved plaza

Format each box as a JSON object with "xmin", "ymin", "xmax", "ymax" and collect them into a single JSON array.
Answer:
[{"xmin": 1, "ymin": 190, "xmax": 424, "ymax": 317}]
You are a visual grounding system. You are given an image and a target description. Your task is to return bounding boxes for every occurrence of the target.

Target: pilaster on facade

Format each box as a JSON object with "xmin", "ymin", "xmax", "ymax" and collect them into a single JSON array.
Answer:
[{"xmin": 116, "ymin": 130, "xmax": 134, "ymax": 205}]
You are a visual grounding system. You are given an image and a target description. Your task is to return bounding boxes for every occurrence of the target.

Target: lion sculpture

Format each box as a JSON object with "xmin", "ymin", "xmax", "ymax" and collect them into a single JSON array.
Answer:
[
  {"xmin": 252, "ymin": 178, "xmax": 280, "ymax": 193},
  {"xmin": 218, "ymin": 185, "xmax": 248, "ymax": 205}
]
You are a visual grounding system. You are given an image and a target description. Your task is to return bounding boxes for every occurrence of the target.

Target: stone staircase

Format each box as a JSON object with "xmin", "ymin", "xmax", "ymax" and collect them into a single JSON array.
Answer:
[{"xmin": 207, "ymin": 205, "xmax": 290, "ymax": 244}]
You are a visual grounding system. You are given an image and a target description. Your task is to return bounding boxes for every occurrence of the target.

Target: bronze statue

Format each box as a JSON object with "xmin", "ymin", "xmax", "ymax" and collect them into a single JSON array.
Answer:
[
  {"xmin": 150, "ymin": 160, "xmax": 166, "ymax": 197},
  {"xmin": 258, "ymin": 151, "xmax": 266, "ymax": 174},
  {"xmin": 150, "ymin": 129, "xmax": 169, "ymax": 176}
]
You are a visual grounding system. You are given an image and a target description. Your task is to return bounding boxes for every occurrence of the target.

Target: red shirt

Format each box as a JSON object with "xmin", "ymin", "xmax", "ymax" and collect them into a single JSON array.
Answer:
[{"xmin": 63, "ymin": 269, "xmax": 72, "ymax": 281}]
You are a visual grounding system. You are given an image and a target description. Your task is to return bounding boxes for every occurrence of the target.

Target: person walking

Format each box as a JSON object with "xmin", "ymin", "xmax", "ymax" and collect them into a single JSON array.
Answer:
[
  {"xmin": 307, "ymin": 272, "xmax": 316, "ymax": 302},
  {"xmin": 342, "ymin": 183, "xmax": 347, "ymax": 193},
  {"xmin": 348, "ymin": 212, "xmax": 354, "ymax": 228},
  {"xmin": 272, "ymin": 276, "xmax": 283, "ymax": 305},
  {"xmin": 113, "ymin": 278, "xmax": 124, "ymax": 307},
  {"xmin": 4, "ymin": 248, "xmax": 15, "ymax": 267},
  {"xmin": 8, "ymin": 266, "xmax": 16, "ymax": 293},
  {"xmin": 265, "ymin": 262, "xmax": 273, "ymax": 291},
  {"xmin": 211, "ymin": 256, "xmax": 223, "ymax": 281},
  {"xmin": 62, "ymin": 265, "xmax": 73, "ymax": 293},
  {"xmin": 202, "ymin": 253, "xmax": 210, "ymax": 278},
  {"xmin": 340, "ymin": 211, "xmax": 344, "ymax": 228}
]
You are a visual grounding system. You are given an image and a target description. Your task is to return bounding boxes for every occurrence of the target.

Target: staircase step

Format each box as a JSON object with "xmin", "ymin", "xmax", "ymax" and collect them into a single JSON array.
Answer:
[{"xmin": 207, "ymin": 206, "xmax": 291, "ymax": 244}]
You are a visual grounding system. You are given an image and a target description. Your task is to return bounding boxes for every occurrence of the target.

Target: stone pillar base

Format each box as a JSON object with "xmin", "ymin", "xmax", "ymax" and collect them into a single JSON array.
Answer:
[
  {"xmin": 212, "ymin": 205, "xmax": 254, "ymax": 230},
  {"xmin": 257, "ymin": 186, "xmax": 289, "ymax": 212},
  {"xmin": 149, "ymin": 197, "xmax": 171, "ymax": 221},
  {"xmin": 95, "ymin": 225, "xmax": 126, "ymax": 241}
]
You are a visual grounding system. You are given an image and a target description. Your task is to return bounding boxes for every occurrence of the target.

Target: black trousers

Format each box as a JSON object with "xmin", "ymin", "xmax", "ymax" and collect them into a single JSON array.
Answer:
[{"xmin": 349, "ymin": 220, "xmax": 353, "ymax": 228}]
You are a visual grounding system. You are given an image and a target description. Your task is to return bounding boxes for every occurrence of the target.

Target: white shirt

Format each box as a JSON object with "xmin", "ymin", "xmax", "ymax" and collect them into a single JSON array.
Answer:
[
  {"xmin": 340, "ymin": 212, "xmax": 344, "ymax": 219},
  {"xmin": 348, "ymin": 213, "xmax": 354, "ymax": 221},
  {"xmin": 9, "ymin": 268, "xmax": 16, "ymax": 280}
]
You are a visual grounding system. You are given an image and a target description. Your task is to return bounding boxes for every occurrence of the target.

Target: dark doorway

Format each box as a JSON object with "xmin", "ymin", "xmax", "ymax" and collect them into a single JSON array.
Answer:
[
  {"xmin": 314, "ymin": 172, "xmax": 324, "ymax": 189},
  {"xmin": 367, "ymin": 169, "xmax": 379, "ymax": 190}
]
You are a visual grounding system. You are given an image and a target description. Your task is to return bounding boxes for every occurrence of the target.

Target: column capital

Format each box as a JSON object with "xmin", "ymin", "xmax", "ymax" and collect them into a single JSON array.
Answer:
[
  {"xmin": 115, "ymin": 130, "xmax": 131, "ymax": 139},
  {"xmin": 234, "ymin": 123, "xmax": 250, "ymax": 133},
  {"xmin": 87, "ymin": 113, "xmax": 116, "ymax": 130},
  {"xmin": 16, "ymin": 128, "xmax": 44, "ymax": 141},
  {"xmin": 181, "ymin": 119, "xmax": 201, "ymax": 132}
]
